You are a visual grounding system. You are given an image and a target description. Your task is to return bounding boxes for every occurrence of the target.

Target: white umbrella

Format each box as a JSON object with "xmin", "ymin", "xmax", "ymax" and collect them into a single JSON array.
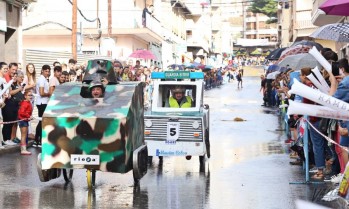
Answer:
[
  {"xmin": 277, "ymin": 54, "xmax": 320, "ymax": 71},
  {"xmin": 310, "ymin": 23, "xmax": 349, "ymax": 42},
  {"xmin": 266, "ymin": 71, "xmax": 280, "ymax": 79}
]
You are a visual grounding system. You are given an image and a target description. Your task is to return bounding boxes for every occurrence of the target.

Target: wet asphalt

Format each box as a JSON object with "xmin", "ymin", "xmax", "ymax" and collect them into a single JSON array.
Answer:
[{"xmin": 0, "ymin": 70, "xmax": 348, "ymax": 209}]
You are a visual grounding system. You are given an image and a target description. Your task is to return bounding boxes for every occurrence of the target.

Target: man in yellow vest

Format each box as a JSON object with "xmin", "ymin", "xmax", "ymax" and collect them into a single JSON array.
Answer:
[{"xmin": 169, "ymin": 85, "xmax": 192, "ymax": 108}]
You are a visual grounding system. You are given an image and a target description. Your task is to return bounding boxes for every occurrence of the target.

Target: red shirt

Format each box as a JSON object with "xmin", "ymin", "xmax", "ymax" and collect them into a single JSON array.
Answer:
[
  {"xmin": 18, "ymin": 100, "xmax": 33, "ymax": 120},
  {"xmin": 4, "ymin": 73, "xmax": 11, "ymax": 82},
  {"xmin": 302, "ymin": 82, "xmax": 320, "ymax": 123}
]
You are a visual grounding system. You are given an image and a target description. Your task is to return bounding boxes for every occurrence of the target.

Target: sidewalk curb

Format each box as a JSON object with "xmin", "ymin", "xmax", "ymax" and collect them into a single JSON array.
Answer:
[{"xmin": 0, "ymin": 140, "xmax": 36, "ymax": 155}]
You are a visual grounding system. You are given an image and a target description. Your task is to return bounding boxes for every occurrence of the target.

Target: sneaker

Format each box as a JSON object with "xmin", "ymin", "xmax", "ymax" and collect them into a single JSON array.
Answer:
[
  {"xmin": 0, "ymin": 145, "xmax": 4, "ymax": 149},
  {"xmin": 331, "ymin": 173, "xmax": 344, "ymax": 184},
  {"xmin": 309, "ymin": 167, "xmax": 319, "ymax": 173},
  {"xmin": 13, "ymin": 138, "xmax": 20, "ymax": 144},
  {"xmin": 21, "ymin": 150, "xmax": 32, "ymax": 155},
  {"xmin": 4, "ymin": 140, "xmax": 17, "ymax": 146}
]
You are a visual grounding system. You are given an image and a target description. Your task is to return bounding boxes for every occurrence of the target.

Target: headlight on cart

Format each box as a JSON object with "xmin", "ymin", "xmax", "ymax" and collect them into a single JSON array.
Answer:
[
  {"xmin": 192, "ymin": 121, "xmax": 200, "ymax": 129},
  {"xmin": 145, "ymin": 120, "xmax": 153, "ymax": 127}
]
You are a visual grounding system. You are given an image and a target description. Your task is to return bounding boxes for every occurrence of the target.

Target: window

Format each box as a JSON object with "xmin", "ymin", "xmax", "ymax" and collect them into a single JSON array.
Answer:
[{"xmin": 158, "ymin": 84, "xmax": 196, "ymax": 108}]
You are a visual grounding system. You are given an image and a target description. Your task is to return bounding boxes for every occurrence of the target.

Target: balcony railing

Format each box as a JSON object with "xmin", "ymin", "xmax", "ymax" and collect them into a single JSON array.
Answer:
[
  {"xmin": 186, "ymin": 35, "xmax": 209, "ymax": 51},
  {"xmin": 295, "ymin": 20, "xmax": 317, "ymax": 29}
]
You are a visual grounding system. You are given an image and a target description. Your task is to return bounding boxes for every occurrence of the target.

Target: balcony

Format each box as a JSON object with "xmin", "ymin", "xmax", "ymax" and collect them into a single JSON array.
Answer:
[
  {"xmin": 23, "ymin": 9, "xmax": 164, "ymax": 43},
  {"xmin": 245, "ymin": 29, "xmax": 277, "ymax": 35},
  {"xmin": 246, "ymin": 17, "xmax": 257, "ymax": 22},
  {"xmin": 295, "ymin": 19, "xmax": 317, "ymax": 30},
  {"xmin": 186, "ymin": 35, "xmax": 209, "ymax": 53},
  {"xmin": 311, "ymin": 0, "xmax": 343, "ymax": 26}
]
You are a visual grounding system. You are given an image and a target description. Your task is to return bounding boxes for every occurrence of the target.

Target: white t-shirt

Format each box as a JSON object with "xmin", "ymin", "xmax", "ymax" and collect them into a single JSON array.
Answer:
[
  {"xmin": 49, "ymin": 76, "xmax": 60, "ymax": 88},
  {"xmin": 0, "ymin": 77, "xmax": 7, "ymax": 117},
  {"xmin": 36, "ymin": 75, "xmax": 50, "ymax": 105}
]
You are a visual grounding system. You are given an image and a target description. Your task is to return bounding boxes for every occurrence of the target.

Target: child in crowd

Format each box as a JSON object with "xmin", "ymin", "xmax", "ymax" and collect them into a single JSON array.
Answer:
[
  {"xmin": 62, "ymin": 71, "xmax": 69, "ymax": 83},
  {"xmin": 69, "ymin": 70, "xmax": 77, "ymax": 82},
  {"xmin": 18, "ymin": 90, "xmax": 33, "ymax": 155}
]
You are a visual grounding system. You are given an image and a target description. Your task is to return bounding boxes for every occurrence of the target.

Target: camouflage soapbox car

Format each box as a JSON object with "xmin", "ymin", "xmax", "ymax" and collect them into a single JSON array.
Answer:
[{"xmin": 36, "ymin": 59, "xmax": 148, "ymax": 188}]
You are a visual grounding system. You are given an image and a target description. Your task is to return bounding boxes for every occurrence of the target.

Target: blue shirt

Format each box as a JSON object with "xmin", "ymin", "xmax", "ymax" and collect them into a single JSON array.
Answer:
[
  {"xmin": 333, "ymin": 76, "xmax": 349, "ymax": 129},
  {"xmin": 333, "ymin": 76, "xmax": 349, "ymax": 102}
]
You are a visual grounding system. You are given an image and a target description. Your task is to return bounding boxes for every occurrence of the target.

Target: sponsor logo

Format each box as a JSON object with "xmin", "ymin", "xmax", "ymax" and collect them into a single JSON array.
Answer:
[
  {"xmin": 165, "ymin": 140, "xmax": 176, "ymax": 145},
  {"xmin": 71, "ymin": 154, "xmax": 100, "ymax": 165},
  {"xmin": 156, "ymin": 149, "xmax": 187, "ymax": 156}
]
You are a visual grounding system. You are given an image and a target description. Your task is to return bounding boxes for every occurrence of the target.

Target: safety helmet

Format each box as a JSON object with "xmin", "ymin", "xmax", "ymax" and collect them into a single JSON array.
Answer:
[
  {"xmin": 171, "ymin": 85, "xmax": 185, "ymax": 94},
  {"xmin": 89, "ymin": 80, "xmax": 105, "ymax": 93}
]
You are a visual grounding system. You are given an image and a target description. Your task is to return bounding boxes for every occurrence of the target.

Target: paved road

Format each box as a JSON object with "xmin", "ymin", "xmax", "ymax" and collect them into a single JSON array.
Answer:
[{"xmin": 0, "ymin": 70, "xmax": 347, "ymax": 209}]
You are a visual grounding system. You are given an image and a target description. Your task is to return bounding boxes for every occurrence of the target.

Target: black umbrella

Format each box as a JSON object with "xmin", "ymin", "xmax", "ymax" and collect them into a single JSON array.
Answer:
[
  {"xmin": 265, "ymin": 47, "xmax": 287, "ymax": 60},
  {"xmin": 291, "ymin": 40, "xmax": 323, "ymax": 51}
]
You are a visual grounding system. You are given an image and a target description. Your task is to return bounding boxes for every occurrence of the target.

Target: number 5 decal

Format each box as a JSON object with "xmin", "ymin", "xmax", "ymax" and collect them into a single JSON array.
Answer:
[
  {"xmin": 167, "ymin": 122, "xmax": 180, "ymax": 141},
  {"xmin": 170, "ymin": 128, "xmax": 176, "ymax": 136}
]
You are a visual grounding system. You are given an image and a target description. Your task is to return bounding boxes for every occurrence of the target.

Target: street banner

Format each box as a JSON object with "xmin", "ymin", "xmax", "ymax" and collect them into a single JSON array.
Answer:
[
  {"xmin": 288, "ymin": 79, "xmax": 349, "ymax": 114},
  {"xmin": 287, "ymin": 100, "xmax": 349, "ymax": 120},
  {"xmin": 309, "ymin": 46, "xmax": 331, "ymax": 73}
]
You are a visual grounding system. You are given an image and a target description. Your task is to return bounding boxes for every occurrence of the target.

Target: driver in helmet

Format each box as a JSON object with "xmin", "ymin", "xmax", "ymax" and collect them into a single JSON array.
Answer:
[
  {"xmin": 168, "ymin": 85, "xmax": 192, "ymax": 108},
  {"xmin": 89, "ymin": 80, "xmax": 106, "ymax": 98}
]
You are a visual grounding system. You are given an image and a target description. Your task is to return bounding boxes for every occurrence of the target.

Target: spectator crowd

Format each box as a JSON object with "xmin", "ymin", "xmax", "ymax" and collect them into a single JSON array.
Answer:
[
  {"xmin": 0, "ymin": 58, "xmax": 232, "ymax": 155},
  {"xmin": 260, "ymin": 47, "xmax": 349, "ymax": 189}
]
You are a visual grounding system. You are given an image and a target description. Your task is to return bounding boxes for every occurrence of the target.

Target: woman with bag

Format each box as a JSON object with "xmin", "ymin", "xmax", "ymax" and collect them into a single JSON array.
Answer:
[{"xmin": 2, "ymin": 71, "xmax": 24, "ymax": 144}]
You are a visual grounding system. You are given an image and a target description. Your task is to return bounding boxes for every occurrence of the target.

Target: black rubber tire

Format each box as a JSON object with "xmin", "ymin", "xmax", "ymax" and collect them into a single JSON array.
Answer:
[
  {"xmin": 199, "ymin": 155, "xmax": 205, "ymax": 165},
  {"xmin": 199, "ymin": 155, "xmax": 205, "ymax": 172},
  {"xmin": 133, "ymin": 170, "xmax": 140, "ymax": 185},
  {"xmin": 92, "ymin": 170, "xmax": 96, "ymax": 187},
  {"xmin": 147, "ymin": 156, "xmax": 153, "ymax": 165},
  {"xmin": 205, "ymin": 129, "xmax": 210, "ymax": 158},
  {"xmin": 63, "ymin": 169, "xmax": 74, "ymax": 183}
]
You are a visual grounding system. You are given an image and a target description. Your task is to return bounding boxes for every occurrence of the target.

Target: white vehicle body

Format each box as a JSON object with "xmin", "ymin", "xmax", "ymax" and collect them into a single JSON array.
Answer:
[{"xmin": 144, "ymin": 72, "xmax": 210, "ymax": 164}]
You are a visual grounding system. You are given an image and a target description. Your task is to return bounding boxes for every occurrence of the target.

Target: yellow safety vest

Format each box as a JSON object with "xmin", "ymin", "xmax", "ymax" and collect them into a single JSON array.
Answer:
[{"xmin": 169, "ymin": 96, "xmax": 192, "ymax": 108}]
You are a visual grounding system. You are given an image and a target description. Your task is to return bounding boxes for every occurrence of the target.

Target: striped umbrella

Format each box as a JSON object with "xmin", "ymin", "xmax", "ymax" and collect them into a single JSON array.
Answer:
[
  {"xmin": 290, "ymin": 40, "xmax": 323, "ymax": 50},
  {"xmin": 278, "ymin": 45, "xmax": 311, "ymax": 62},
  {"xmin": 310, "ymin": 23, "xmax": 349, "ymax": 42}
]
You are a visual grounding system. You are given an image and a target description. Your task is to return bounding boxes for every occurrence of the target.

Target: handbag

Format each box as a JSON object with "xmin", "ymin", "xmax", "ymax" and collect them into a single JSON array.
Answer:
[{"xmin": 11, "ymin": 91, "xmax": 24, "ymax": 103}]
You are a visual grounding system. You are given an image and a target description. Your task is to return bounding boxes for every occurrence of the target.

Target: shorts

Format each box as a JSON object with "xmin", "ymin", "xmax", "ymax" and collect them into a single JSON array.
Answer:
[
  {"xmin": 18, "ymin": 120, "xmax": 29, "ymax": 128},
  {"xmin": 288, "ymin": 117, "xmax": 297, "ymax": 129}
]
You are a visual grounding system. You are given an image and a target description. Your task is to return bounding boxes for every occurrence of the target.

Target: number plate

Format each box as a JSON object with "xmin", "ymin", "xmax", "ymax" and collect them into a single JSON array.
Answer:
[{"xmin": 167, "ymin": 122, "xmax": 180, "ymax": 141}]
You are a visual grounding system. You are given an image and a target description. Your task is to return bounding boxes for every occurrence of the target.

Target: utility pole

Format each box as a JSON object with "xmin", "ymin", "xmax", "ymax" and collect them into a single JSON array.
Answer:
[
  {"xmin": 108, "ymin": 0, "xmax": 112, "ymax": 37},
  {"xmin": 72, "ymin": 0, "xmax": 77, "ymax": 60}
]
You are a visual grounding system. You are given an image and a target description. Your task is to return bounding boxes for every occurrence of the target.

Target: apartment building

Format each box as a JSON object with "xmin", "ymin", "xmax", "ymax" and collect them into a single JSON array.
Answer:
[
  {"xmin": 311, "ymin": 0, "xmax": 347, "ymax": 57},
  {"xmin": 0, "ymin": 0, "xmax": 36, "ymax": 62},
  {"xmin": 22, "ymin": 0, "xmax": 191, "ymax": 67}
]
